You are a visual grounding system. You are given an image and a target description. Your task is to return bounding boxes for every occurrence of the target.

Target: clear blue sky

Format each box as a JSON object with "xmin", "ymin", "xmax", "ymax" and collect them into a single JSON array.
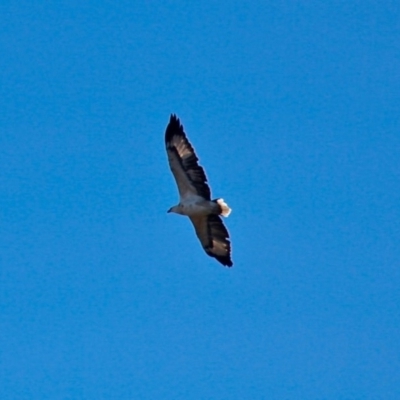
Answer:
[{"xmin": 1, "ymin": 1, "xmax": 399, "ymax": 399}]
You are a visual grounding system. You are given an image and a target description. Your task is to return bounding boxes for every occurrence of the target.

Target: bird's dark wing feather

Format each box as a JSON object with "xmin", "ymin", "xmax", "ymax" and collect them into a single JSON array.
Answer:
[
  {"xmin": 189, "ymin": 214, "xmax": 233, "ymax": 267},
  {"xmin": 165, "ymin": 114, "xmax": 211, "ymax": 200}
]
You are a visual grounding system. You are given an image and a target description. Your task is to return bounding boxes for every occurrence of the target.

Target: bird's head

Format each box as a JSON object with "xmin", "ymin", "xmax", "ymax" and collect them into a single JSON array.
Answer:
[{"xmin": 167, "ymin": 205, "xmax": 180, "ymax": 214}]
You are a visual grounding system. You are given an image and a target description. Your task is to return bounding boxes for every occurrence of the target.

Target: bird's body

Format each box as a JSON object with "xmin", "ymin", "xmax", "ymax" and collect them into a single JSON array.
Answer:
[
  {"xmin": 165, "ymin": 114, "xmax": 233, "ymax": 267},
  {"xmin": 169, "ymin": 196, "xmax": 227, "ymax": 217}
]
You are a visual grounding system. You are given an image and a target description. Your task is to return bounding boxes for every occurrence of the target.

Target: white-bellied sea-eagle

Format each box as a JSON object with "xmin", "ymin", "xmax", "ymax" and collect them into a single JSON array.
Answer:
[{"xmin": 165, "ymin": 114, "xmax": 233, "ymax": 267}]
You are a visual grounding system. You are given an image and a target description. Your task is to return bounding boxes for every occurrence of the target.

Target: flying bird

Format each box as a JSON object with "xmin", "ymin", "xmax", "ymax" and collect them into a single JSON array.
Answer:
[{"xmin": 165, "ymin": 114, "xmax": 233, "ymax": 267}]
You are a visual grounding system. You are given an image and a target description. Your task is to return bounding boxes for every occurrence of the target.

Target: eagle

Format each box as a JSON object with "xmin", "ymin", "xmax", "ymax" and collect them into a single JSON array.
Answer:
[{"xmin": 165, "ymin": 114, "xmax": 233, "ymax": 267}]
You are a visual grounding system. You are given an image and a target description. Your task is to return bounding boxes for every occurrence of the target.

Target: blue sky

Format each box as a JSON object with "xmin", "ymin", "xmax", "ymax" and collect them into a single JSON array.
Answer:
[{"xmin": 1, "ymin": 1, "xmax": 399, "ymax": 399}]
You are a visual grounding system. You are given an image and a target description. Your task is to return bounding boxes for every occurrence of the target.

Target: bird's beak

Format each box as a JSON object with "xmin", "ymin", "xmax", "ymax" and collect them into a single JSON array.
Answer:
[{"xmin": 167, "ymin": 208, "xmax": 171, "ymax": 213}]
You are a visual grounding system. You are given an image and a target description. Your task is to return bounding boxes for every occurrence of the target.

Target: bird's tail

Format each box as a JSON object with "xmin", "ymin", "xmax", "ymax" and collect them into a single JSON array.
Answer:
[{"xmin": 215, "ymin": 198, "xmax": 232, "ymax": 217}]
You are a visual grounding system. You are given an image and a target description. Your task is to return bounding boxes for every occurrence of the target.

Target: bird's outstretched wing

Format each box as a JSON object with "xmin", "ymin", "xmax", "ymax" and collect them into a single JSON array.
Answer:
[
  {"xmin": 189, "ymin": 214, "xmax": 233, "ymax": 267},
  {"xmin": 165, "ymin": 114, "xmax": 211, "ymax": 200}
]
